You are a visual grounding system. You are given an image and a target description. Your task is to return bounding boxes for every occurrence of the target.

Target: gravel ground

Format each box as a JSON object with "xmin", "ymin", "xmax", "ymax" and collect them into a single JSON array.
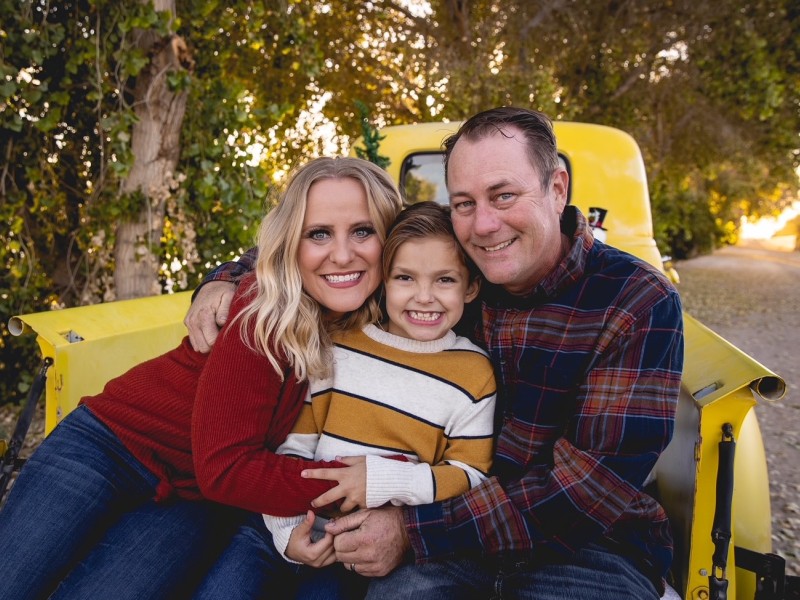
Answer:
[
  {"xmin": 2, "ymin": 241, "xmax": 798, "ymax": 580},
  {"xmin": 675, "ymin": 241, "xmax": 800, "ymax": 577}
]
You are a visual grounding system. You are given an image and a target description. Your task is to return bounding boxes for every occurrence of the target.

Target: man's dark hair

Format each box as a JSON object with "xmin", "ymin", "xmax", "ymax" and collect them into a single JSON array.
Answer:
[{"xmin": 443, "ymin": 106, "xmax": 559, "ymax": 190}]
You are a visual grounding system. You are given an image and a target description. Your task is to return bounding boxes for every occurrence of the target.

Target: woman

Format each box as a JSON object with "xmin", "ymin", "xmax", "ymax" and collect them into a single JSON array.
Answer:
[
  {"xmin": 194, "ymin": 202, "xmax": 497, "ymax": 600},
  {"xmin": 0, "ymin": 157, "xmax": 403, "ymax": 600}
]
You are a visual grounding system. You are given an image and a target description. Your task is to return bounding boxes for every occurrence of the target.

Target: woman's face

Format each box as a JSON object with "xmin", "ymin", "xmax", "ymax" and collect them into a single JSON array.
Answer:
[{"xmin": 298, "ymin": 177, "xmax": 383, "ymax": 318}]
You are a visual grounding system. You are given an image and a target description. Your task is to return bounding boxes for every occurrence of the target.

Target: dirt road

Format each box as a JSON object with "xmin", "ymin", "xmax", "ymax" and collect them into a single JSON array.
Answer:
[{"xmin": 675, "ymin": 242, "xmax": 800, "ymax": 576}]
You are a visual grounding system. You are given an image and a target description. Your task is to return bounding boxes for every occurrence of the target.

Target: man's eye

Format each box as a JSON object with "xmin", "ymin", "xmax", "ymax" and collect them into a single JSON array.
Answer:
[
  {"xmin": 451, "ymin": 199, "xmax": 475, "ymax": 213},
  {"xmin": 497, "ymin": 192, "xmax": 515, "ymax": 202}
]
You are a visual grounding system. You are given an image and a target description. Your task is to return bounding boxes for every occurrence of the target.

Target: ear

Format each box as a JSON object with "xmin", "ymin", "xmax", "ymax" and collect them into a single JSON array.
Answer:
[
  {"xmin": 464, "ymin": 277, "xmax": 481, "ymax": 304},
  {"xmin": 550, "ymin": 167, "xmax": 569, "ymax": 213}
]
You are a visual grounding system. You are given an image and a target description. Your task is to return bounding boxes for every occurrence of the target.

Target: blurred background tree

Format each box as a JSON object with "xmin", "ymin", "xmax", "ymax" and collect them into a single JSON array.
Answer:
[{"xmin": 2, "ymin": 0, "xmax": 798, "ymax": 405}]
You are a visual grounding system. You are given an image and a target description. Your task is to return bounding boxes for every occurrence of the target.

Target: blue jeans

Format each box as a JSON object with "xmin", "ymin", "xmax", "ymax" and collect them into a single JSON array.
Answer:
[
  {"xmin": 0, "ymin": 405, "xmax": 241, "ymax": 600},
  {"xmin": 194, "ymin": 512, "xmax": 368, "ymax": 600},
  {"xmin": 365, "ymin": 543, "xmax": 660, "ymax": 600}
]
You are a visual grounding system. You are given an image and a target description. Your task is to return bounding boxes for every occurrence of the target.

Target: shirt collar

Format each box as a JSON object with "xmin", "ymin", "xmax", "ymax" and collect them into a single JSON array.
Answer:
[{"xmin": 483, "ymin": 206, "xmax": 594, "ymax": 308}]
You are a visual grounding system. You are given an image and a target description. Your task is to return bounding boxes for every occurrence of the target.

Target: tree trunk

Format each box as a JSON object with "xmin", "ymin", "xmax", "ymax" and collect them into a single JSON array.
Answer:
[{"xmin": 114, "ymin": 2, "xmax": 193, "ymax": 299}]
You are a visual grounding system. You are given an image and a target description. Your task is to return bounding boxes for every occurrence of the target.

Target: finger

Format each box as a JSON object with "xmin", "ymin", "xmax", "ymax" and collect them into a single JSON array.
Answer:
[
  {"xmin": 338, "ymin": 497, "xmax": 357, "ymax": 513},
  {"xmin": 319, "ymin": 554, "xmax": 337, "ymax": 568},
  {"xmin": 293, "ymin": 509, "xmax": 315, "ymax": 536},
  {"xmin": 184, "ymin": 309, "xmax": 208, "ymax": 353},
  {"xmin": 187, "ymin": 329, "xmax": 207, "ymax": 354},
  {"xmin": 311, "ymin": 486, "xmax": 345, "ymax": 508},
  {"xmin": 326, "ymin": 510, "xmax": 369, "ymax": 536},
  {"xmin": 302, "ymin": 467, "xmax": 342, "ymax": 482},
  {"xmin": 215, "ymin": 289, "xmax": 233, "ymax": 327},
  {"xmin": 199, "ymin": 317, "xmax": 220, "ymax": 351}
]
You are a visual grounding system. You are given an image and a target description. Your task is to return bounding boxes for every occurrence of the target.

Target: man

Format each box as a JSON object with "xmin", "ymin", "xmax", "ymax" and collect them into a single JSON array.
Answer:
[{"xmin": 187, "ymin": 107, "xmax": 684, "ymax": 599}]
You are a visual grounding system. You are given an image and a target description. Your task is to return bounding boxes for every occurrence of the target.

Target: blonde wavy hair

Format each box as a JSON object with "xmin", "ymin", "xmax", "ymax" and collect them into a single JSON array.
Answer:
[{"xmin": 235, "ymin": 157, "xmax": 402, "ymax": 381}]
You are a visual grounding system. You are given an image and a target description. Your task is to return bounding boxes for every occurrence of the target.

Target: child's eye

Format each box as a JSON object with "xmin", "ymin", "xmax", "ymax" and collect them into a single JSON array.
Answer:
[
  {"xmin": 438, "ymin": 276, "xmax": 457, "ymax": 284},
  {"xmin": 393, "ymin": 274, "xmax": 412, "ymax": 281}
]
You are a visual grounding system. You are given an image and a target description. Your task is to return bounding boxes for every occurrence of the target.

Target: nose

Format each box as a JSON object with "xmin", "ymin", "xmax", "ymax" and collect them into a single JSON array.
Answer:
[
  {"xmin": 329, "ymin": 237, "xmax": 355, "ymax": 265},
  {"xmin": 471, "ymin": 202, "xmax": 501, "ymax": 237},
  {"xmin": 414, "ymin": 281, "xmax": 434, "ymax": 304}
]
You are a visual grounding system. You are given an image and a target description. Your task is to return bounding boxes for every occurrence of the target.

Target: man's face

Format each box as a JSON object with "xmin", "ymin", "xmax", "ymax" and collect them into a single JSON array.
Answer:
[{"xmin": 447, "ymin": 127, "xmax": 569, "ymax": 295}]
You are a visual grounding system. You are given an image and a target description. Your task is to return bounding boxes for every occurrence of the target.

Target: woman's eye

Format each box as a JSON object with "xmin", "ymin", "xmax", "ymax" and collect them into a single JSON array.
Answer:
[
  {"xmin": 307, "ymin": 229, "xmax": 330, "ymax": 241},
  {"xmin": 353, "ymin": 226, "xmax": 376, "ymax": 239}
]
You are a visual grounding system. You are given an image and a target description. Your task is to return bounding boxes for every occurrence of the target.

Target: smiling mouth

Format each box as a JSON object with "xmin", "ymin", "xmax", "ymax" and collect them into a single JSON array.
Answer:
[
  {"xmin": 408, "ymin": 311, "xmax": 442, "ymax": 322},
  {"xmin": 480, "ymin": 239, "xmax": 515, "ymax": 252},
  {"xmin": 324, "ymin": 272, "xmax": 362, "ymax": 284}
]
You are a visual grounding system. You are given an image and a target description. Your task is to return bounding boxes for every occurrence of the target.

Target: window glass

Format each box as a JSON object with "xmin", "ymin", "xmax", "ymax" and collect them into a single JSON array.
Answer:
[{"xmin": 400, "ymin": 152, "xmax": 571, "ymax": 206}]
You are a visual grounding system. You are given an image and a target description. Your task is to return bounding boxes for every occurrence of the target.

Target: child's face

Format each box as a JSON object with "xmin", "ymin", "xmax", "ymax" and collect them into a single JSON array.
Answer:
[{"xmin": 385, "ymin": 235, "xmax": 479, "ymax": 342}]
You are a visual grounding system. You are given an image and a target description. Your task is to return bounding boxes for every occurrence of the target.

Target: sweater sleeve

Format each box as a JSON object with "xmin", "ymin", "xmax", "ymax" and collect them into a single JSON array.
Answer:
[
  {"xmin": 262, "ymin": 514, "xmax": 305, "ymax": 564},
  {"xmin": 367, "ymin": 367, "xmax": 496, "ymax": 506},
  {"xmin": 191, "ymin": 276, "xmax": 339, "ymax": 516}
]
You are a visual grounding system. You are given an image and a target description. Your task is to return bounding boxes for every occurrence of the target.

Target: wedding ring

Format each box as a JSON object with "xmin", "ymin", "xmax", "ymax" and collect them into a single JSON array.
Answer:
[{"xmin": 350, "ymin": 563, "xmax": 356, "ymax": 572}]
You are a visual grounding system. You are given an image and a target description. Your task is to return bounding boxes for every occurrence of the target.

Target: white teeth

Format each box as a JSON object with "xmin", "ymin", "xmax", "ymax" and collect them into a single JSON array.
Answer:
[
  {"xmin": 482, "ymin": 239, "xmax": 514, "ymax": 252},
  {"xmin": 324, "ymin": 273, "xmax": 361, "ymax": 283},
  {"xmin": 409, "ymin": 311, "xmax": 442, "ymax": 321}
]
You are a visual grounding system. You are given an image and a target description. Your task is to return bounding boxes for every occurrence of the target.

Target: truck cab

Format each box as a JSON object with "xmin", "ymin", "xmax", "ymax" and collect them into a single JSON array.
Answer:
[{"xmin": 7, "ymin": 120, "xmax": 790, "ymax": 599}]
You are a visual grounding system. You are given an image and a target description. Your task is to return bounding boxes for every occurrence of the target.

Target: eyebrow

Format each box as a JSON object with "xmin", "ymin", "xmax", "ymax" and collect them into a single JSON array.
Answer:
[
  {"xmin": 390, "ymin": 265, "xmax": 462, "ymax": 277},
  {"xmin": 449, "ymin": 179, "xmax": 514, "ymax": 199},
  {"xmin": 302, "ymin": 220, "xmax": 374, "ymax": 230}
]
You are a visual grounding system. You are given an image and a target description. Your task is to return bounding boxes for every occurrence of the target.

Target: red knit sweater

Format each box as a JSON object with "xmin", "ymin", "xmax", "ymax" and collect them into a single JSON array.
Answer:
[{"xmin": 82, "ymin": 276, "xmax": 336, "ymax": 516}]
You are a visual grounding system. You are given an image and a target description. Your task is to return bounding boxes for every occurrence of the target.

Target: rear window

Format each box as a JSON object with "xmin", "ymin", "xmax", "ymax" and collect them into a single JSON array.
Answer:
[{"xmin": 400, "ymin": 152, "xmax": 572, "ymax": 206}]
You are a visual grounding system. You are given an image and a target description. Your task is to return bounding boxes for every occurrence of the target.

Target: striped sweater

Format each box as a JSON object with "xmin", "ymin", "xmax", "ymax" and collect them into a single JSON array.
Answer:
[{"xmin": 264, "ymin": 323, "xmax": 497, "ymax": 560}]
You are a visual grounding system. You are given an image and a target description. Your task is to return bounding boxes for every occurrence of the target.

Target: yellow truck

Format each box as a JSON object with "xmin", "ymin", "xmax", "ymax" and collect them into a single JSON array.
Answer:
[{"xmin": 4, "ymin": 120, "xmax": 795, "ymax": 600}]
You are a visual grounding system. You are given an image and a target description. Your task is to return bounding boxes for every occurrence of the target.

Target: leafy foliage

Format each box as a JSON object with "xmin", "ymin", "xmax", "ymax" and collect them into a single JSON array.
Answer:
[
  {"xmin": 353, "ymin": 100, "xmax": 390, "ymax": 170},
  {"xmin": 2, "ymin": 0, "xmax": 799, "ymax": 405}
]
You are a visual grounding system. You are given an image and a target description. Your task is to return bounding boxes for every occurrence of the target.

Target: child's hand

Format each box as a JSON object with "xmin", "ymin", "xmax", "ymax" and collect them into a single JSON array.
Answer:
[
  {"xmin": 285, "ymin": 510, "xmax": 336, "ymax": 568},
  {"xmin": 302, "ymin": 456, "xmax": 367, "ymax": 512}
]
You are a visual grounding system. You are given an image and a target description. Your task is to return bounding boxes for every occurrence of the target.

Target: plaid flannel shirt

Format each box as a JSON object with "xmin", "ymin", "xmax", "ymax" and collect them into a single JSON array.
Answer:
[
  {"xmin": 192, "ymin": 247, "xmax": 258, "ymax": 300},
  {"xmin": 404, "ymin": 207, "xmax": 684, "ymax": 582},
  {"xmin": 199, "ymin": 207, "xmax": 684, "ymax": 581}
]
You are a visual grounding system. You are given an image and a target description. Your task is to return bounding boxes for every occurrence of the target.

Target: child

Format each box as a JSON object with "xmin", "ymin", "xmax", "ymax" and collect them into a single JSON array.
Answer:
[{"xmin": 194, "ymin": 201, "xmax": 497, "ymax": 599}]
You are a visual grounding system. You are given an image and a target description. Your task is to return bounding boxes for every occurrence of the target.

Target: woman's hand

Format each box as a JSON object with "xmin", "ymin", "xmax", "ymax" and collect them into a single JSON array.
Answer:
[
  {"xmin": 302, "ymin": 456, "xmax": 366, "ymax": 512},
  {"xmin": 285, "ymin": 510, "xmax": 337, "ymax": 568}
]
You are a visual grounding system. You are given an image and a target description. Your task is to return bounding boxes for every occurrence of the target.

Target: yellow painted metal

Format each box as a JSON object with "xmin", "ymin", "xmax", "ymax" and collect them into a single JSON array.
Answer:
[
  {"xmin": 368, "ymin": 123, "xmax": 787, "ymax": 599},
  {"xmin": 353, "ymin": 121, "xmax": 663, "ymax": 271},
  {"xmin": 9, "ymin": 292, "xmax": 191, "ymax": 434},
  {"xmin": 7, "ymin": 120, "xmax": 788, "ymax": 599},
  {"xmin": 657, "ymin": 314, "xmax": 782, "ymax": 599}
]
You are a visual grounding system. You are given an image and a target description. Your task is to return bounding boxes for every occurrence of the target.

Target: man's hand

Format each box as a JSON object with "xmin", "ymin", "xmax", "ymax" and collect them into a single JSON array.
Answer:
[
  {"xmin": 285, "ymin": 510, "xmax": 337, "ymax": 568},
  {"xmin": 325, "ymin": 506, "xmax": 410, "ymax": 577},
  {"xmin": 184, "ymin": 281, "xmax": 236, "ymax": 352},
  {"xmin": 303, "ymin": 456, "xmax": 367, "ymax": 512}
]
